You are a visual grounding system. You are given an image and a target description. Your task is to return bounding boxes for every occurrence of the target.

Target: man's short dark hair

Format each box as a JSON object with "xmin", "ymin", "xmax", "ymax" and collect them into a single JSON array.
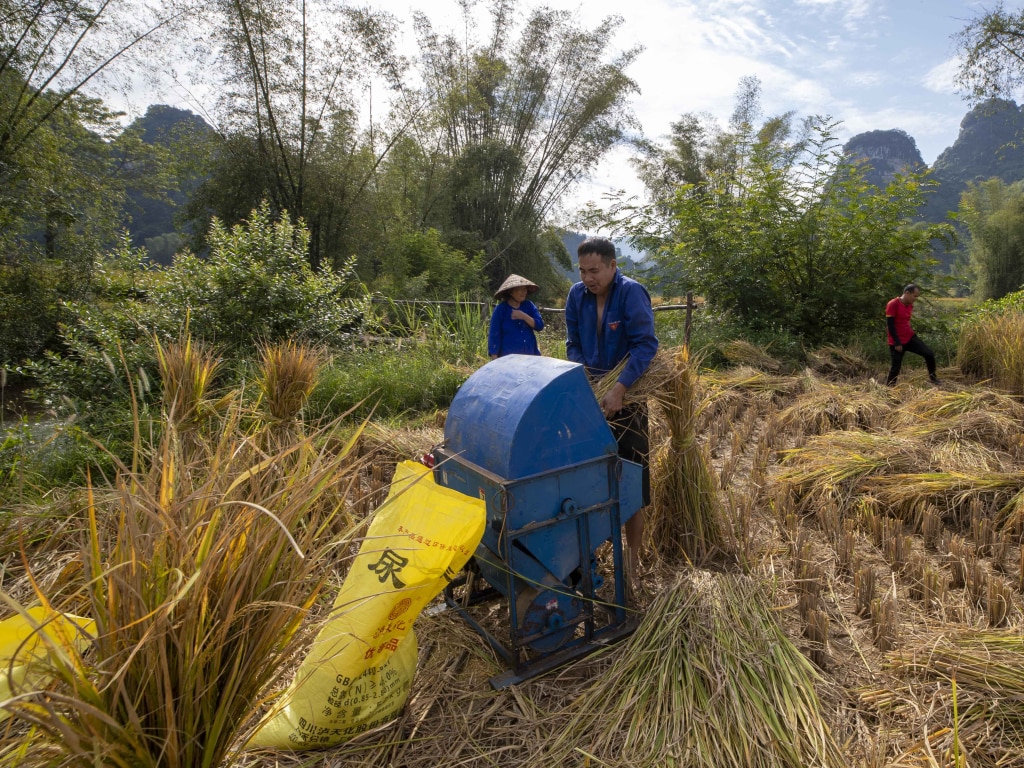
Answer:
[
  {"xmin": 903, "ymin": 283, "xmax": 920, "ymax": 295},
  {"xmin": 578, "ymin": 237, "xmax": 616, "ymax": 263}
]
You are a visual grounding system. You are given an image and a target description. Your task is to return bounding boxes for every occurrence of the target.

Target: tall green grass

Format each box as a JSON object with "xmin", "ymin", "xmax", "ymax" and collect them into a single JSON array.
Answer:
[{"xmin": 310, "ymin": 295, "xmax": 491, "ymax": 420}]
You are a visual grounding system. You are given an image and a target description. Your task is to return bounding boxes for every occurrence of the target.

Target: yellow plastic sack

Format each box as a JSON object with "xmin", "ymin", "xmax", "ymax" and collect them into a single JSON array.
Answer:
[
  {"xmin": 0, "ymin": 605, "xmax": 95, "ymax": 720},
  {"xmin": 248, "ymin": 460, "xmax": 485, "ymax": 749}
]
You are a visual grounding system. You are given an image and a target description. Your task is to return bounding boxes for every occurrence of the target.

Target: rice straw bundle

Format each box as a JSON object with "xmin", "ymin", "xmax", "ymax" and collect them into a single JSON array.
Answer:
[
  {"xmin": 893, "ymin": 386, "xmax": 1024, "ymax": 423},
  {"xmin": 719, "ymin": 339, "xmax": 783, "ymax": 372},
  {"xmin": 771, "ymin": 380, "xmax": 891, "ymax": 436},
  {"xmin": 649, "ymin": 346, "xmax": 723, "ymax": 564},
  {"xmin": 590, "ymin": 349, "xmax": 675, "ymax": 406},
  {"xmin": 703, "ymin": 365, "xmax": 803, "ymax": 398},
  {"xmin": 861, "ymin": 471, "xmax": 1024, "ymax": 519},
  {"xmin": 776, "ymin": 431, "xmax": 928, "ymax": 506},
  {"xmin": 890, "ymin": 630, "xmax": 1024, "ymax": 759},
  {"xmin": 927, "ymin": 439, "xmax": 1011, "ymax": 474},
  {"xmin": 538, "ymin": 571, "xmax": 844, "ymax": 767},
  {"xmin": 805, "ymin": 344, "xmax": 872, "ymax": 379},
  {"xmin": 900, "ymin": 410, "xmax": 1024, "ymax": 455}
]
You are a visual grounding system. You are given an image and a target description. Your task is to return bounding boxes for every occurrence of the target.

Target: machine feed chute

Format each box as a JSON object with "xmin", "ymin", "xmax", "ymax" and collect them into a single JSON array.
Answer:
[{"xmin": 433, "ymin": 355, "xmax": 643, "ymax": 688}]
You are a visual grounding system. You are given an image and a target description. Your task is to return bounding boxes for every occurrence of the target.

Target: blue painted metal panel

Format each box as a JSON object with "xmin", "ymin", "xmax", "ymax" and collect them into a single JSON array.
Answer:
[{"xmin": 443, "ymin": 355, "xmax": 617, "ymax": 479}]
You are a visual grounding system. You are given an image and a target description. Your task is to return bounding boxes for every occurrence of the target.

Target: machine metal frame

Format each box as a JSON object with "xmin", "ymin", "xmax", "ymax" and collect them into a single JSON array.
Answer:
[{"xmin": 436, "ymin": 451, "xmax": 638, "ymax": 689}]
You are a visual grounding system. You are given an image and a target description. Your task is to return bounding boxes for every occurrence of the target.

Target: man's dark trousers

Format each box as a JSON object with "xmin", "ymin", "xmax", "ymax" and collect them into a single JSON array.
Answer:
[{"xmin": 887, "ymin": 335, "xmax": 936, "ymax": 385}]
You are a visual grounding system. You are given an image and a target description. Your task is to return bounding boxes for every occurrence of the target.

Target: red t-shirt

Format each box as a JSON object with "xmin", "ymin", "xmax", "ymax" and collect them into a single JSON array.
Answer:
[{"xmin": 885, "ymin": 297, "xmax": 913, "ymax": 345}]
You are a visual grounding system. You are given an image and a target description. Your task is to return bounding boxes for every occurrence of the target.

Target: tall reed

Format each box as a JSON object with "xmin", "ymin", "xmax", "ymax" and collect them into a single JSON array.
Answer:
[{"xmin": 958, "ymin": 308, "xmax": 1024, "ymax": 395}]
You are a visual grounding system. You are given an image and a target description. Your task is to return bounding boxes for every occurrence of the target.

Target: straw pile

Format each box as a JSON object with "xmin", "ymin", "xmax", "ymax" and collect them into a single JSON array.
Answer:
[
  {"xmin": 771, "ymin": 378, "xmax": 891, "ymax": 436},
  {"xmin": 719, "ymin": 339, "xmax": 783, "ymax": 372},
  {"xmin": 805, "ymin": 344, "xmax": 873, "ymax": 379},
  {"xmin": 890, "ymin": 630, "xmax": 1024, "ymax": 761},
  {"xmin": 538, "ymin": 571, "xmax": 844, "ymax": 767}
]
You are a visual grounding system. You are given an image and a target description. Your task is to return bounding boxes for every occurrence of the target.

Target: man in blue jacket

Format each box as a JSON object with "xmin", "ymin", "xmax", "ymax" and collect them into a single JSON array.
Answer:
[{"xmin": 565, "ymin": 237, "xmax": 658, "ymax": 581}]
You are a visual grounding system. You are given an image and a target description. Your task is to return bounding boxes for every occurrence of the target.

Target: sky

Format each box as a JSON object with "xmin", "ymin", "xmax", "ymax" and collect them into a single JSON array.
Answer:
[
  {"xmin": 135, "ymin": 0, "xmax": 1022, "ymax": 219},
  {"xmin": 346, "ymin": 0, "xmax": 1019, "ymax": 213}
]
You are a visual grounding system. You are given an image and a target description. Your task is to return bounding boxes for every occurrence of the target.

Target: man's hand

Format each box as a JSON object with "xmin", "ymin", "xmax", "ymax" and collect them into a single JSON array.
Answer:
[
  {"xmin": 600, "ymin": 382, "xmax": 627, "ymax": 418},
  {"xmin": 894, "ymin": 345, "xmax": 902, "ymax": 352}
]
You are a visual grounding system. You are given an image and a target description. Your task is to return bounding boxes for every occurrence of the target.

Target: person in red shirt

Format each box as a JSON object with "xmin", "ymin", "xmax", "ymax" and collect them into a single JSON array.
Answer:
[{"xmin": 885, "ymin": 284, "xmax": 938, "ymax": 386}]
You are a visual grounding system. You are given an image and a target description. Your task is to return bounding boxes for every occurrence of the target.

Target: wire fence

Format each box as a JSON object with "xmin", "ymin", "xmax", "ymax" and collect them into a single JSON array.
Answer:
[{"xmin": 370, "ymin": 293, "xmax": 702, "ymax": 345}]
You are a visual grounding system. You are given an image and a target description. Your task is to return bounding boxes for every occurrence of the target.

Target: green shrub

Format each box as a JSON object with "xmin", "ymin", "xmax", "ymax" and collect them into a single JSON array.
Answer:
[
  {"xmin": 375, "ymin": 228, "xmax": 486, "ymax": 300},
  {"xmin": 158, "ymin": 201, "xmax": 367, "ymax": 350}
]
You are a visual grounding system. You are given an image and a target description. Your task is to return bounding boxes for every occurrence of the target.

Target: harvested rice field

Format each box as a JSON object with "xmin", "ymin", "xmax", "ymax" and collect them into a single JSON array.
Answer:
[
  {"xmin": 303, "ymin": 354, "xmax": 1024, "ymax": 768},
  {"xmin": 4, "ymin": 346, "xmax": 1024, "ymax": 767}
]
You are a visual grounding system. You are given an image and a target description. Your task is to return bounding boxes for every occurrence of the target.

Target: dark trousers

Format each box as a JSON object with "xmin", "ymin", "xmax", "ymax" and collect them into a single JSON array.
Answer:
[
  {"xmin": 887, "ymin": 335, "xmax": 936, "ymax": 385},
  {"xmin": 609, "ymin": 403, "xmax": 651, "ymax": 506}
]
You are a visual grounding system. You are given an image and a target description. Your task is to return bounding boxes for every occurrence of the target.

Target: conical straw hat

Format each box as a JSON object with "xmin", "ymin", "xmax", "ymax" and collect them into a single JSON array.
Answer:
[{"xmin": 495, "ymin": 274, "xmax": 538, "ymax": 298}]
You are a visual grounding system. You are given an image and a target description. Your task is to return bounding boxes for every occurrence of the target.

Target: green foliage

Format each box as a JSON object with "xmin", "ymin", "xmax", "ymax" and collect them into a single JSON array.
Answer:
[
  {"xmin": 599, "ymin": 84, "xmax": 951, "ymax": 345},
  {"xmin": 23, "ymin": 207, "xmax": 366, "ymax": 473},
  {"xmin": 412, "ymin": 0, "xmax": 639, "ymax": 290},
  {"xmin": 159, "ymin": 202, "xmax": 367, "ymax": 350},
  {"xmin": 377, "ymin": 229, "xmax": 486, "ymax": 299},
  {"xmin": 309, "ymin": 296, "xmax": 490, "ymax": 419},
  {"xmin": 183, "ymin": 0, "xmax": 404, "ymax": 272},
  {"xmin": 0, "ymin": 261, "xmax": 65, "ymax": 371},
  {"xmin": 955, "ymin": 5, "xmax": 1024, "ymax": 103},
  {"xmin": 308, "ymin": 348, "xmax": 468, "ymax": 421},
  {"xmin": 958, "ymin": 177, "xmax": 1024, "ymax": 299},
  {"xmin": 21, "ymin": 234, "xmax": 172, "ymax": 430}
]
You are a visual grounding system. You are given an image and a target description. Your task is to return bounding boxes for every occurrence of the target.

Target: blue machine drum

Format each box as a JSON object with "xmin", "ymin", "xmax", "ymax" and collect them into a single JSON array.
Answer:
[{"xmin": 443, "ymin": 355, "xmax": 619, "ymax": 480}]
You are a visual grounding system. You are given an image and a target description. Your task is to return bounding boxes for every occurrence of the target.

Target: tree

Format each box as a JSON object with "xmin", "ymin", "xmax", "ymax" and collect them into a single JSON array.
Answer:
[
  {"xmin": 958, "ymin": 177, "xmax": 1024, "ymax": 299},
  {"xmin": 593, "ymin": 81, "xmax": 951, "ymax": 343},
  {"xmin": 0, "ymin": 0, "xmax": 189, "ymax": 248},
  {"xmin": 954, "ymin": 4, "xmax": 1024, "ymax": 102},
  {"xmin": 183, "ymin": 0, "xmax": 406, "ymax": 271},
  {"xmin": 410, "ymin": 0, "xmax": 641, "ymax": 289}
]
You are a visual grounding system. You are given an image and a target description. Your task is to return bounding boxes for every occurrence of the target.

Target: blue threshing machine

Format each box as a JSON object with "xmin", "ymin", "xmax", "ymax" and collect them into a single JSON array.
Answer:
[{"xmin": 432, "ymin": 355, "xmax": 644, "ymax": 688}]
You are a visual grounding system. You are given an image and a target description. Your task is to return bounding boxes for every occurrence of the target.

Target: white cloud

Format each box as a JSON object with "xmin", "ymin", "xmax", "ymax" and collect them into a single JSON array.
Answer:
[{"xmin": 923, "ymin": 57, "xmax": 961, "ymax": 95}]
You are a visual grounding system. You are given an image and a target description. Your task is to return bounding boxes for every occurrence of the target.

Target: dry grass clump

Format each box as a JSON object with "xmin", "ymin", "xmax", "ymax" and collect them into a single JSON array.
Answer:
[
  {"xmin": 958, "ymin": 308, "xmax": 1024, "ymax": 395},
  {"xmin": 538, "ymin": 571, "xmax": 844, "ymax": 767},
  {"xmin": 257, "ymin": 340, "xmax": 324, "ymax": 424},
  {"xmin": 156, "ymin": 336, "xmax": 226, "ymax": 433},
  {"xmin": 771, "ymin": 379, "xmax": 891, "ymax": 436},
  {"xmin": 719, "ymin": 339, "xmax": 783, "ymax": 372},
  {"xmin": 649, "ymin": 346, "xmax": 723, "ymax": 565},
  {"xmin": 805, "ymin": 344, "xmax": 872, "ymax": 379}
]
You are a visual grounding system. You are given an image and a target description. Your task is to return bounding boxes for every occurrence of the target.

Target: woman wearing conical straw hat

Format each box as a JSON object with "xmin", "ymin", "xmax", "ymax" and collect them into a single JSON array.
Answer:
[{"xmin": 488, "ymin": 274, "xmax": 544, "ymax": 359}]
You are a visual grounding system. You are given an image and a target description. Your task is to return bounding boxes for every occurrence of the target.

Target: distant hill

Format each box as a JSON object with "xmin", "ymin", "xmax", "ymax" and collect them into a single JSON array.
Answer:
[
  {"xmin": 556, "ymin": 229, "xmax": 644, "ymax": 280},
  {"xmin": 121, "ymin": 105, "xmax": 214, "ymax": 264},
  {"xmin": 843, "ymin": 129, "xmax": 926, "ymax": 189},
  {"xmin": 844, "ymin": 99, "xmax": 1024, "ymax": 270}
]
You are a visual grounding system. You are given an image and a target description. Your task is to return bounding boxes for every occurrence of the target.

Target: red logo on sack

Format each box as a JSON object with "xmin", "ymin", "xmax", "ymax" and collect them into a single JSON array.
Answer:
[{"xmin": 389, "ymin": 598, "xmax": 412, "ymax": 620}]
